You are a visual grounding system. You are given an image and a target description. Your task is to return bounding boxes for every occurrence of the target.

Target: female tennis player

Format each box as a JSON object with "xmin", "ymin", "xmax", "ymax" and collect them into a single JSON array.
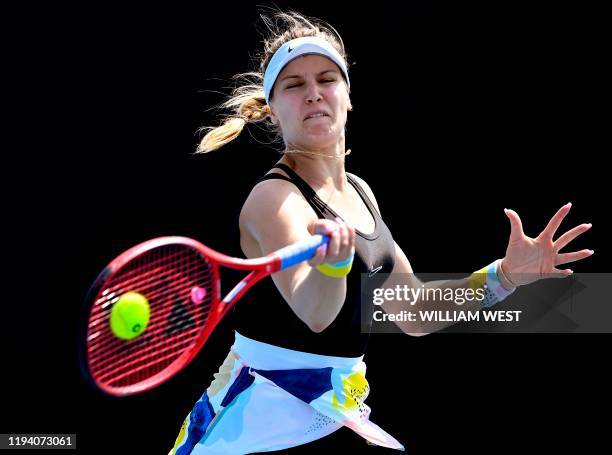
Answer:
[{"xmin": 168, "ymin": 10, "xmax": 593, "ymax": 454}]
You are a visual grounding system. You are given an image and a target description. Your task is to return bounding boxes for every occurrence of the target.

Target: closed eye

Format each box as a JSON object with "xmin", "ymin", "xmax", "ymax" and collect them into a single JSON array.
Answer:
[{"xmin": 286, "ymin": 79, "xmax": 336, "ymax": 89}]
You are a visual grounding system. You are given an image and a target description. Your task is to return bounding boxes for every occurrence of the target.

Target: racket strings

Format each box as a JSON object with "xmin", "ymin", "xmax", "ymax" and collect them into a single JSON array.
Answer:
[
  {"xmin": 88, "ymin": 259, "xmax": 213, "ymax": 348},
  {"xmin": 90, "ymin": 288, "xmax": 208, "ymax": 362},
  {"xmin": 95, "ymin": 248, "xmax": 200, "ymax": 305},
  {"xmin": 87, "ymin": 244, "xmax": 215, "ymax": 392},
  {"xmin": 96, "ymin": 327, "xmax": 201, "ymax": 383},
  {"xmin": 88, "ymin": 263, "xmax": 212, "ymax": 335}
]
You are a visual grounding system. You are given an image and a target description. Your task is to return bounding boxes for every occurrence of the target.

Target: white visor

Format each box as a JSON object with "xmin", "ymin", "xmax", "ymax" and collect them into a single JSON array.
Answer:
[{"xmin": 263, "ymin": 36, "xmax": 350, "ymax": 104}]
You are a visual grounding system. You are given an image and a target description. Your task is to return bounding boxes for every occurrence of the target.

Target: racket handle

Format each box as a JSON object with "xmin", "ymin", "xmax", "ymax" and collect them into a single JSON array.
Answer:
[{"xmin": 276, "ymin": 234, "xmax": 330, "ymax": 270}]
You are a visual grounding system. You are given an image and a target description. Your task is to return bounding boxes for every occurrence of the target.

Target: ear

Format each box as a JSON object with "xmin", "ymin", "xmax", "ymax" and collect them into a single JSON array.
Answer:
[
  {"xmin": 347, "ymin": 98, "xmax": 353, "ymax": 112},
  {"xmin": 268, "ymin": 106, "xmax": 279, "ymax": 125}
]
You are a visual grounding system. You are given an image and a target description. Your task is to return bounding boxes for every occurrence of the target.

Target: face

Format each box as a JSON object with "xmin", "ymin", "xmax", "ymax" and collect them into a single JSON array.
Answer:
[{"xmin": 269, "ymin": 54, "xmax": 352, "ymax": 151}]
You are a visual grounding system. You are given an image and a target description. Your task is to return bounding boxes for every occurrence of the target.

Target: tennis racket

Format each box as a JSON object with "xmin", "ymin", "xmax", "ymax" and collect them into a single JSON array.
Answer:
[{"xmin": 79, "ymin": 234, "xmax": 328, "ymax": 397}]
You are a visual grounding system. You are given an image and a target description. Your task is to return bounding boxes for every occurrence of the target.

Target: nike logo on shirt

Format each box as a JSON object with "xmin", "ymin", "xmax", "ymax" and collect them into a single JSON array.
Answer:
[{"xmin": 369, "ymin": 265, "xmax": 382, "ymax": 277}]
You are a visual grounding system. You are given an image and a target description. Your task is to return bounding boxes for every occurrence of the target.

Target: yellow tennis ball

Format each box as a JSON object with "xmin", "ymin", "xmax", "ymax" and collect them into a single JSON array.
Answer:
[{"xmin": 110, "ymin": 292, "xmax": 150, "ymax": 340}]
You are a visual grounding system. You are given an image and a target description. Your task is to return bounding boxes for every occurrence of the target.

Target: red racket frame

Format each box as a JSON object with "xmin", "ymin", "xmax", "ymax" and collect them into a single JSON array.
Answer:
[{"xmin": 80, "ymin": 236, "xmax": 284, "ymax": 397}]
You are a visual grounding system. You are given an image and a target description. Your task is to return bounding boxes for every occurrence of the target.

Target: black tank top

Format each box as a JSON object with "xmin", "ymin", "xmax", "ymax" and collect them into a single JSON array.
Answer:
[{"xmin": 234, "ymin": 163, "xmax": 396, "ymax": 357}]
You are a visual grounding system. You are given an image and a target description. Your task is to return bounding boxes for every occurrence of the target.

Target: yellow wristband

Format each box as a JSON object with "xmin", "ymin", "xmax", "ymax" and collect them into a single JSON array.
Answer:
[
  {"xmin": 468, "ymin": 265, "xmax": 489, "ymax": 291},
  {"xmin": 315, "ymin": 254, "xmax": 354, "ymax": 278},
  {"xmin": 468, "ymin": 260, "xmax": 516, "ymax": 308}
]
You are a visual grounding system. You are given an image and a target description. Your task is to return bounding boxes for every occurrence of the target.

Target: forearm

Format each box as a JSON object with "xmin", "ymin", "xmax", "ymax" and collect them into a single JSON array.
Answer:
[
  {"xmin": 382, "ymin": 261, "xmax": 514, "ymax": 334},
  {"xmin": 387, "ymin": 276, "xmax": 485, "ymax": 334},
  {"xmin": 287, "ymin": 267, "xmax": 347, "ymax": 333}
]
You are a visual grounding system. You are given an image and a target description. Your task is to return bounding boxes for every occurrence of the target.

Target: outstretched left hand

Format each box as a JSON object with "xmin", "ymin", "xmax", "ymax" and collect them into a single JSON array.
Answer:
[{"xmin": 500, "ymin": 203, "xmax": 593, "ymax": 287}]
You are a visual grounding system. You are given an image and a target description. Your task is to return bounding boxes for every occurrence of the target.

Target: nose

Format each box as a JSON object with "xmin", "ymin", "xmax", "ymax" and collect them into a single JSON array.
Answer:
[{"xmin": 305, "ymin": 85, "xmax": 322, "ymax": 104}]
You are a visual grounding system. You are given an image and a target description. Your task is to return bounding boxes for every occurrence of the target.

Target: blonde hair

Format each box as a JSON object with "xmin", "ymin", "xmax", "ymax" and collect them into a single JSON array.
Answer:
[{"xmin": 196, "ymin": 10, "xmax": 349, "ymax": 153}]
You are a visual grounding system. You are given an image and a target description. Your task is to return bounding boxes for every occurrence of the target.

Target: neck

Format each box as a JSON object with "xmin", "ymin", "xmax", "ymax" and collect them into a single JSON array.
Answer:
[{"xmin": 280, "ymin": 139, "xmax": 348, "ymax": 190}]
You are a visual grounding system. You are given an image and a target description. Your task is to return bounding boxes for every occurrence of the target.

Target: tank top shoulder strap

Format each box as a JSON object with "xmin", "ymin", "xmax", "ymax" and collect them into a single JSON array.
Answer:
[
  {"xmin": 270, "ymin": 163, "xmax": 319, "ymax": 199},
  {"xmin": 255, "ymin": 173, "xmax": 294, "ymax": 185},
  {"xmin": 345, "ymin": 172, "xmax": 382, "ymax": 218},
  {"xmin": 254, "ymin": 163, "xmax": 329, "ymax": 218}
]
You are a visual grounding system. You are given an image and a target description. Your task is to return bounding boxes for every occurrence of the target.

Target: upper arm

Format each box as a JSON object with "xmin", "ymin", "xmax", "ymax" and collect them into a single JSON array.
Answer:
[
  {"xmin": 383, "ymin": 241, "xmax": 429, "ymax": 336},
  {"xmin": 238, "ymin": 179, "xmax": 318, "ymax": 303},
  {"xmin": 240, "ymin": 179, "xmax": 316, "ymax": 254},
  {"xmin": 381, "ymin": 241, "xmax": 428, "ymax": 336}
]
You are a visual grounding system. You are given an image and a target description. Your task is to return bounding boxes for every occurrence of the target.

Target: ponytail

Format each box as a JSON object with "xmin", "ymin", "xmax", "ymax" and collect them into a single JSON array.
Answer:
[{"xmin": 197, "ymin": 78, "xmax": 270, "ymax": 153}]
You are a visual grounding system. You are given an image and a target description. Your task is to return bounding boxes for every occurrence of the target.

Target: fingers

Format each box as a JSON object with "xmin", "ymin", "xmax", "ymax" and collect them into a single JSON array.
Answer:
[
  {"xmin": 308, "ymin": 219, "xmax": 336, "ymax": 266},
  {"xmin": 555, "ymin": 249, "xmax": 595, "ymax": 266},
  {"xmin": 329, "ymin": 220, "xmax": 342, "ymax": 258},
  {"xmin": 308, "ymin": 244, "xmax": 328, "ymax": 266},
  {"xmin": 540, "ymin": 202, "xmax": 572, "ymax": 241},
  {"xmin": 307, "ymin": 217, "xmax": 355, "ymax": 266},
  {"xmin": 554, "ymin": 223, "xmax": 592, "ymax": 252},
  {"xmin": 337, "ymin": 217, "xmax": 356, "ymax": 262},
  {"xmin": 550, "ymin": 267, "xmax": 574, "ymax": 279},
  {"xmin": 329, "ymin": 217, "xmax": 355, "ymax": 262},
  {"xmin": 504, "ymin": 208, "xmax": 525, "ymax": 243}
]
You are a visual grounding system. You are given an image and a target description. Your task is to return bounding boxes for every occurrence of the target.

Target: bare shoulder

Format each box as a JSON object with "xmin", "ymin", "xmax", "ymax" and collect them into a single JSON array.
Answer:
[
  {"xmin": 240, "ymin": 176, "xmax": 309, "ymax": 229},
  {"xmin": 239, "ymin": 175, "xmax": 317, "ymax": 254},
  {"xmin": 347, "ymin": 172, "xmax": 382, "ymax": 215}
]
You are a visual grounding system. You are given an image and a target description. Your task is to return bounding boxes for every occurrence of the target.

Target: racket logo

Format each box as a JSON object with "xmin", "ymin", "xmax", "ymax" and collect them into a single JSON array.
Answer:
[
  {"xmin": 165, "ymin": 297, "xmax": 197, "ymax": 336},
  {"xmin": 159, "ymin": 273, "xmax": 198, "ymax": 337}
]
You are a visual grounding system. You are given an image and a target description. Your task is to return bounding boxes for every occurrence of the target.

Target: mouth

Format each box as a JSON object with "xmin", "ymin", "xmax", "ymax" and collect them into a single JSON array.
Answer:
[{"xmin": 304, "ymin": 111, "xmax": 331, "ymax": 121}]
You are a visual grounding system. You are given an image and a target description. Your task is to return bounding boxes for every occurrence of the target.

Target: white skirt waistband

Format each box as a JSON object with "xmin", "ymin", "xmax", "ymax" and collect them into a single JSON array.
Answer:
[{"xmin": 233, "ymin": 330, "xmax": 364, "ymax": 370}]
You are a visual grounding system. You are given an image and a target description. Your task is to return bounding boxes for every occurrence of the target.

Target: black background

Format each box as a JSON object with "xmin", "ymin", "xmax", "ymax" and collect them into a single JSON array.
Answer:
[{"xmin": 4, "ymin": 1, "xmax": 609, "ymax": 453}]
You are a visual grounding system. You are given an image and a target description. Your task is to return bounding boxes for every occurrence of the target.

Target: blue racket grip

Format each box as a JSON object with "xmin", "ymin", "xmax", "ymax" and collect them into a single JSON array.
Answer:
[{"xmin": 276, "ymin": 234, "xmax": 330, "ymax": 270}]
